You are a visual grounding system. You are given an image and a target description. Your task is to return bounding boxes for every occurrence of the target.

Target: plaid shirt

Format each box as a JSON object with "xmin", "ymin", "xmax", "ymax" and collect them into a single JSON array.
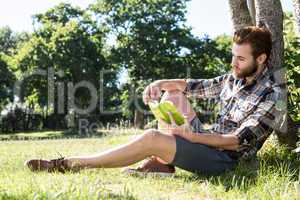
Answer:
[{"xmin": 184, "ymin": 67, "xmax": 284, "ymax": 159}]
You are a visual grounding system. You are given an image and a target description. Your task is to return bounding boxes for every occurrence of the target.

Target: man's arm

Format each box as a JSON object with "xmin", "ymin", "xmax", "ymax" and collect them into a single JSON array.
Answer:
[
  {"xmin": 187, "ymin": 90, "xmax": 280, "ymax": 151},
  {"xmin": 143, "ymin": 79, "xmax": 187, "ymax": 104},
  {"xmin": 231, "ymin": 92, "xmax": 280, "ymax": 153},
  {"xmin": 153, "ymin": 79, "xmax": 187, "ymax": 92},
  {"xmin": 144, "ymin": 74, "xmax": 229, "ymax": 104},
  {"xmin": 167, "ymin": 118, "xmax": 239, "ymax": 150},
  {"xmin": 189, "ymin": 133, "xmax": 239, "ymax": 150}
]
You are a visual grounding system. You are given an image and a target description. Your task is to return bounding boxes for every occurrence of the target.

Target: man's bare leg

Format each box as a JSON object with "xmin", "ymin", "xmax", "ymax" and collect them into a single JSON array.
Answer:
[
  {"xmin": 65, "ymin": 129, "xmax": 176, "ymax": 170},
  {"xmin": 65, "ymin": 91, "xmax": 195, "ymax": 170}
]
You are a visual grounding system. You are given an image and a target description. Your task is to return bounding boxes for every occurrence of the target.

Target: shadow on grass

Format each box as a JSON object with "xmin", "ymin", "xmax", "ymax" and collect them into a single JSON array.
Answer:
[
  {"xmin": 174, "ymin": 159, "xmax": 259, "ymax": 192},
  {"xmin": 175, "ymin": 146, "xmax": 300, "ymax": 192}
]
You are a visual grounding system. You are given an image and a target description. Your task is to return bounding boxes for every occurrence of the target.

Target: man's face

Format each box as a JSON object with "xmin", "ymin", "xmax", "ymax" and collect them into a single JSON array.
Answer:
[{"xmin": 231, "ymin": 43, "xmax": 258, "ymax": 79}]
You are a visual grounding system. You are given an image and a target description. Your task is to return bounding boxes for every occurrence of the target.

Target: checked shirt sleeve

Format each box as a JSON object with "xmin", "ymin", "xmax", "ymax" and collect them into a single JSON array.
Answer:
[
  {"xmin": 233, "ymin": 90, "xmax": 284, "ymax": 156},
  {"xmin": 184, "ymin": 74, "xmax": 228, "ymax": 99}
]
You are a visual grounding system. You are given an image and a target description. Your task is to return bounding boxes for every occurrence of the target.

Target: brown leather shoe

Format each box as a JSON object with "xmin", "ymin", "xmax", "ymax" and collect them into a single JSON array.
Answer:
[
  {"xmin": 123, "ymin": 157, "xmax": 175, "ymax": 177},
  {"xmin": 25, "ymin": 158, "xmax": 70, "ymax": 173}
]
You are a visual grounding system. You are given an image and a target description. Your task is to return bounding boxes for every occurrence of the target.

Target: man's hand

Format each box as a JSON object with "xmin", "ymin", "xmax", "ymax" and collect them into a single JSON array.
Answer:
[
  {"xmin": 143, "ymin": 79, "xmax": 187, "ymax": 105},
  {"xmin": 161, "ymin": 112, "xmax": 239, "ymax": 150},
  {"xmin": 143, "ymin": 82, "xmax": 162, "ymax": 105},
  {"xmin": 161, "ymin": 112, "xmax": 195, "ymax": 142}
]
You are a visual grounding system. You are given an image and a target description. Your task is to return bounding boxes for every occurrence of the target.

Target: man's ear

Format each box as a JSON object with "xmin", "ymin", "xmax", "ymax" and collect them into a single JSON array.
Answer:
[{"xmin": 256, "ymin": 53, "xmax": 267, "ymax": 65}]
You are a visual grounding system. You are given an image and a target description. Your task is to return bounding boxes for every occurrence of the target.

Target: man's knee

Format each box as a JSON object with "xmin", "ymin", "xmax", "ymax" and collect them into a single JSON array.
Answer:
[
  {"xmin": 140, "ymin": 129, "xmax": 163, "ymax": 149},
  {"xmin": 142, "ymin": 129, "xmax": 161, "ymax": 140}
]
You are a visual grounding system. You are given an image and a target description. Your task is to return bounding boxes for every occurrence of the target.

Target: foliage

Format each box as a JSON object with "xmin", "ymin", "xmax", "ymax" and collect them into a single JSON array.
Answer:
[
  {"xmin": 0, "ymin": 26, "xmax": 30, "ymax": 56},
  {"xmin": 92, "ymin": 0, "xmax": 232, "ymax": 120},
  {"xmin": 2, "ymin": 2, "xmax": 298, "ymax": 132},
  {"xmin": 5, "ymin": 3, "xmax": 121, "ymax": 130},
  {"xmin": 0, "ymin": 102, "xmax": 43, "ymax": 133},
  {"xmin": 284, "ymin": 13, "xmax": 300, "ymax": 122},
  {"xmin": 0, "ymin": 54, "xmax": 15, "ymax": 112}
]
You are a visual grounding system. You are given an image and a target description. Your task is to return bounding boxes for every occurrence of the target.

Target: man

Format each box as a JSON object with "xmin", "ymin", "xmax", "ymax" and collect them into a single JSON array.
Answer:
[{"xmin": 25, "ymin": 26, "xmax": 282, "ymax": 176}]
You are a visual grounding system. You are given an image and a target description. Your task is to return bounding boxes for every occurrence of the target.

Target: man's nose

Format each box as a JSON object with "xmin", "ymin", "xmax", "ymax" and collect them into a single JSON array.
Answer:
[{"xmin": 231, "ymin": 57, "xmax": 237, "ymax": 67}]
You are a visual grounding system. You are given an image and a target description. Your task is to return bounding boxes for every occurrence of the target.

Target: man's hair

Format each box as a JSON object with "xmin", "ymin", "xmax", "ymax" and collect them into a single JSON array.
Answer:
[{"xmin": 233, "ymin": 26, "xmax": 272, "ymax": 63}]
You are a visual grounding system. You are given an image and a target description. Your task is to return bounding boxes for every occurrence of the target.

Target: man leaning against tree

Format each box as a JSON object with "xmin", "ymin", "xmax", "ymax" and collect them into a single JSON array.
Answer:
[{"xmin": 25, "ymin": 26, "xmax": 283, "ymax": 177}]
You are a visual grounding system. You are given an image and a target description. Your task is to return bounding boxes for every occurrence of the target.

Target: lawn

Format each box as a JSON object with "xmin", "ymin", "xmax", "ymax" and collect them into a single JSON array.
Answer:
[{"xmin": 0, "ymin": 129, "xmax": 299, "ymax": 200}]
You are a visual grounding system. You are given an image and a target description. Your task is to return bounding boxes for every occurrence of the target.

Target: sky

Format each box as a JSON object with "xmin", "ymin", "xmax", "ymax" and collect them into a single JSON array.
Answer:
[{"xmin": 0, "ymin": 0, "xmax": 295, "ymax": 38}]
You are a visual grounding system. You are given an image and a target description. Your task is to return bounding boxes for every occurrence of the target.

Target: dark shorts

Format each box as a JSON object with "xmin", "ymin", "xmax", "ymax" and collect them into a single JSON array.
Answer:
[{"xmin": 170, "ymin": 117, "xmax": 238, "ymax": 176}]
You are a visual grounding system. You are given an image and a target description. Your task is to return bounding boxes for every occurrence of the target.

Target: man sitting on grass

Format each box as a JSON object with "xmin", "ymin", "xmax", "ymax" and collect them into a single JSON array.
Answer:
[{"xmin": 25, "ymin": 26, "xmax": 283, "ymax": 176}]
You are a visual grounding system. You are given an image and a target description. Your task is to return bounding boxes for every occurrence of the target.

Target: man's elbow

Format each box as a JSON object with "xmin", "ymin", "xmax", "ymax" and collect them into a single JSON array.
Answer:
[
  {"xmin": 230, "ymin": 135, "xmax": 240, "ymax": 150},
  {"xmin": 232, "ymin": 135, "xmax": 240, "ymax": 146},
  {"xmin": 221, "ymin": 134, "xmax": 240, "ymax": 150}
]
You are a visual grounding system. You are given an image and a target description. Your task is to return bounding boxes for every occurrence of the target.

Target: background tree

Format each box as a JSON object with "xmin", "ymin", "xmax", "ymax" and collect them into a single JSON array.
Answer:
[
  {"xmin": 9, "ymin": 3, "xmax": 119, "ymax": 129},
  {"xmin": 294, "ymin": 0, "xmax": 300, "ymax": 34},
  {"xmin": 284, "ymin": 12, "xmax": 300, "ymax": 137},
  {"xmin": 229, "ymin": 0, "xmax": 253, "ymax": 30},
  {"xmin": 2, "ymin": 0, "xmax": 298, "ymax": 136},
  {"xmin": 0, "ymin": 26, "xmax": 30, "ymax": 56},
  {"xmin": 92, "ymin": 0, "xmax": 231, "ymax": 128},
  {"xmin": 247, "ymin": 0, "xmax": 256, "ymax": 25},
  {"xmin": 0, "ymin": 27, "xmax": 16, "ymax": 55},
  {"xmin": 0, "ymin": 55, "xmax": 15, "ymax": 112}
]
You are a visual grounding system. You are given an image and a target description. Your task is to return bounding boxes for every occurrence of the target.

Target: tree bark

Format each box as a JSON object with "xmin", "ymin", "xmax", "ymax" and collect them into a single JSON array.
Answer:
[
  {"xmin": 294, "ymin": 0, "xmax": 300, "ymax": 34},
  {"xmin": 255, "ymin": 0, "xmax": 284, "ymax": 84},
  {"xmin": 134, "ymin": 109, "xmax": 144, "ymax": 129},
  {"xmin": 228, "ymin": 0, "xmax": 253, "ymax": 30},
  {"xmin": 247, "ymin": 0, "xmax": 256, "ymax": 25},
  {"xmin": 255, "ymin": 0, "xmax": 299, "ymax": 147}
]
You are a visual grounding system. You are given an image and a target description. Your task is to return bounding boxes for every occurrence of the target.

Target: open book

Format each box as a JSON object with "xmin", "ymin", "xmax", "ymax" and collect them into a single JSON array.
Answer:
[{"xmin": 148, "ymin": 100, "xmax": 185, "ymax": 126}]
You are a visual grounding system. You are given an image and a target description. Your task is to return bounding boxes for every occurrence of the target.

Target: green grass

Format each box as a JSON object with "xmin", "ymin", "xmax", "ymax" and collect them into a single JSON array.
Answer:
[{"xmin": 0, "ymin": 130, "xmax": 299, "ymax": 200}]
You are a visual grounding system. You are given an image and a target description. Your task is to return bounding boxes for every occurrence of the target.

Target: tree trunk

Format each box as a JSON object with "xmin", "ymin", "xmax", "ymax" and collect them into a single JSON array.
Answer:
[
  {"xmin": 294, "ymin": 0, "xmax": 300, "ymax": 34},
  {"xmin": 255, "ymin": 0, "xmax": 284, "ymax": 84},
  {"xmin": 276, "ymin": 114, "xmax": 300, "ymax": 147},
  {"xmin": 134, "ymin": 109, "xmax": 144, "ymax": 129},
  {"xmin": 247, "ymin": 0, "xmax": 256, "ymax": 25},
  {"xmin": 229, "ymin": 0, "xmax": 253, "ymax": 30},
  {"xmin": 255, "ymin": 0, "xmax": 299, "ymax": 147}
]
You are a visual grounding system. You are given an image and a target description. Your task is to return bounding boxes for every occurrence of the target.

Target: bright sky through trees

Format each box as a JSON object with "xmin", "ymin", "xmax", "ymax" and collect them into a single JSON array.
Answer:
[{"xmin": 0, "ymin": 0, "xmax": 294, "ymax": 38}]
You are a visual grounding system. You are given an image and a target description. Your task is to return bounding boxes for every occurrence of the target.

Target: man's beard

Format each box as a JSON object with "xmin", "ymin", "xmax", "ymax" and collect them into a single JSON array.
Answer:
[{"xmin": 233, "ymin": 61, "xmax": 258, "ymax": 79}]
